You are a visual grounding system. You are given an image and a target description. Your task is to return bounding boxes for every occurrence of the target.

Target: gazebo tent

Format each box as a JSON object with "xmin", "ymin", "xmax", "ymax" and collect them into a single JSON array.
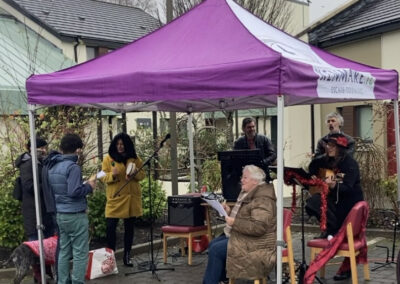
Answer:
[{"xmin": 26, "ymin": 0, "xmax": 399, "ymax": 283}]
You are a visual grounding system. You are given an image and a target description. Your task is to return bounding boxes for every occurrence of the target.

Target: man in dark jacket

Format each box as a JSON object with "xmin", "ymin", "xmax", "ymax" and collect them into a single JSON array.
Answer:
[
  {"xmin": 233, "ymin": 117, "xmax": 276, "ymax": 179},
  {"xmin": 15, "ymin": 137, "xmax": 56, "ymax": 241},
  {"xmin": 314, "ymin": 112, "xmax": 355, "ymax": 159},
  {"xmin": 46, "ymin": 133, "xmax": 95, "ymax": 284}
]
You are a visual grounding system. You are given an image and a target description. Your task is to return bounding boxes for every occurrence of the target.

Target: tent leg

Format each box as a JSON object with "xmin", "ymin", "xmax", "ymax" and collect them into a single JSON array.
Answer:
[
  {"xmin": 276, "ymin": 95, "xmax": 285, "ymax": 284},
  {"xmin": 393, "ymin": 100, "xmax": 400, "ymax": 207},
  {"xmin": 28, "ymin": 104, "xmax": 46, "ymax": 284},
  {"xmin": 188, "ymin": 113, "xmax": 195, "ymax": 192}
]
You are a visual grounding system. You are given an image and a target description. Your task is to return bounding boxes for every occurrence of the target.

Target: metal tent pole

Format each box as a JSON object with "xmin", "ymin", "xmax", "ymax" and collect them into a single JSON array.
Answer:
[
  {"xmin": 28, "ymin": 104, "xmax": 46, "ymax": 284},
  {"xmin": 276, "ymin": 95, "xmax": 284, "ymax": 284},
  {"xmin": 188, "ymin": 113, "xmax": 195, "ymax": 192}
]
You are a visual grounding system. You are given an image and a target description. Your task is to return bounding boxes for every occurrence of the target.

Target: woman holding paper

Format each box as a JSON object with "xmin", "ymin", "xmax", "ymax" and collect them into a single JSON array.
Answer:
[
  {"xmin": 203, "ymin": 165, "xmax": 277, "ymax": 284},
  {"xmin": 101, "ymin": 132, "xmax": 145, "ymax": 267}
]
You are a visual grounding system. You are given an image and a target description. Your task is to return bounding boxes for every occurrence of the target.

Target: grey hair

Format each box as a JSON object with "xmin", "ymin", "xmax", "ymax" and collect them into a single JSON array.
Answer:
[
  {"xmin": 326, "ymin": 112, "xmax": 344, "ymax": 127},
  {"xmin": 243, "ymin": 165, "xmax": 266, "ymax": 184}
]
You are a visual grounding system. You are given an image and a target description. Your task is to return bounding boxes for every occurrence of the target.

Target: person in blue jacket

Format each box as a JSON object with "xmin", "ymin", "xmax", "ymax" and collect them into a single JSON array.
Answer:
[{"xmin": 46, "ymin": 133, "xmax": 96, "ymax": 284}]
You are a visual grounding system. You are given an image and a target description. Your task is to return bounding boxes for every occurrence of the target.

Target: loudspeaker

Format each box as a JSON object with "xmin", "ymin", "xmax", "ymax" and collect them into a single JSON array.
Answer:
[{"xmin": 168, "ymin": 194, "xmax": 205, "ymax": 226}]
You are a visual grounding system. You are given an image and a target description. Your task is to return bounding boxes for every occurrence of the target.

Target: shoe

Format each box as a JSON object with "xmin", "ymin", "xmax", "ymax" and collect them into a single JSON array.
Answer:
[
  {"xmin": 123, "ymin": 252, "xmax": 133, "ymax": 267},
  {"xmin": 333, "ymin": 271, "xmax": 351, "ymax": 281},
  {"xmin": 313, "ymin": 231, "xmax": 329, "ymax": 239}
]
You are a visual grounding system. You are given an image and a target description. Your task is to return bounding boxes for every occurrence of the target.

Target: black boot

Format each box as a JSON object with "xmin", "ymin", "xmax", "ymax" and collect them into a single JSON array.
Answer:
[{"xmin": 123, "ymin": 251, "xmax": 133, "ymax": 267}]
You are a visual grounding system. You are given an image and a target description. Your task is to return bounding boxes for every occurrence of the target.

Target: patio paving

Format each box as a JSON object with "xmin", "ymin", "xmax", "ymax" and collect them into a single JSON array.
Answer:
[{"xmin": 1, "ymin": 230, "xmax": 398, "ymax": 284}]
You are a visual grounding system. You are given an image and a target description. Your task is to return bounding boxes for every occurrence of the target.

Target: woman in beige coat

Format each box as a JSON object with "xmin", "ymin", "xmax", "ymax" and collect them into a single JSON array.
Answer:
[
  {"xmin": 102, "ymin": 132, "xmax": 145, "ymax": 266},
  {"xmin": 203, "ymin": 165, "xmax": 276, "ymax": 284}
]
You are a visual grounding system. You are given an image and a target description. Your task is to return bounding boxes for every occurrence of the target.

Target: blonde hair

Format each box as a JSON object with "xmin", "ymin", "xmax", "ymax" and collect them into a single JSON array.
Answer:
[{"xmin": 243, "ymin": 165, "xmax": 265, "ymax": 184}]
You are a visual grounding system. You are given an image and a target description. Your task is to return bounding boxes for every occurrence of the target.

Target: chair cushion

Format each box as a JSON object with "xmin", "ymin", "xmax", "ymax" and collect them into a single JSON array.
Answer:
[
  {"xmin": 161, "ymin": 225, "xmax": 208, "ymax": 233},
  {"xmin": 282, "ymin": 248, "xmax": 288, "ymax": 257},
  {"xmin": 307, "ymin": 238, "xmax": 366, "ymax": 251},
  {"xmin": 307, "ymin": 238, "xmax": 329, "ymax": 248}
]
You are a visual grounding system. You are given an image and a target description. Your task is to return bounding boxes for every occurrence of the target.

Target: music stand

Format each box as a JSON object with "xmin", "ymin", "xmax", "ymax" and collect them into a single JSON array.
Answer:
[
  {"xmin": 372, "ymin": 211, "xmax": 398, "ymax": 271},
  {"xmin": 270, "ymin": 166, "xmax": 322, "ymax": 284},
  {"xmin": 124, "ymin": 137, "xmax": 174, "ymax": 280}
]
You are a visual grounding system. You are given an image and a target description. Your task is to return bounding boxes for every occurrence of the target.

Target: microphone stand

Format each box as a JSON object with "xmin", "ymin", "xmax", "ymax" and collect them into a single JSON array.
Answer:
[
  {"xmin": 125, "ymin": 138, "xmax": 174, "ymax": 280},
  {"xmin": 292, "ymin": 178, "xmax": 323, "ymax": 284}
]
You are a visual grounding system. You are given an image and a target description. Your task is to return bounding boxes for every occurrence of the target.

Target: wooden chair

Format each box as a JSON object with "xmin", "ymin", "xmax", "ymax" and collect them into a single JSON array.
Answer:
[
  {"xmin": 282, "ymin": 209, "xmax": 296, "ymax": 284},
  {"xmin": 162, "ymin": 225, "xmax": 209, "ymax": 265},
  {"xmin": 229, "ymin": 209, "xmax": 295, "ymax": 284},
  {"xmin": 307, "ymin": 201, "xmax": 370, "ymax": 284}
]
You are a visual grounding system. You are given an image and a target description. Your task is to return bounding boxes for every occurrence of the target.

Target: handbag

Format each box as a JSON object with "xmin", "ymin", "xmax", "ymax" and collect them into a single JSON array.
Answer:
[{"xmin": 85, "ymin": 247, "xmax": 118, "ymax": 280}]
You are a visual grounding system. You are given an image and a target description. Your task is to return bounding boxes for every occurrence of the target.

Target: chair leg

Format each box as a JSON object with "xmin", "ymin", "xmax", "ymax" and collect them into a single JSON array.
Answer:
[
  {"xmin": 163, "ymin": 234, "xmax": 168, "ymax": 263},
  {"xmin": 363, "ymin": 263, "xmax": 370, "ymax": 280},
  {"xmin": 180, "ymin": 238, "xmax": 186, "ymax": 257},
  {"xmin": 288, "ymin": 257, "xmax": 296, "ymax": 284},
  {"xmin": 349, "ymin": 254, "xmax": 358, "ymax": 284},
  {"xmin": 188, "ymin": 234, "xmax": 193, "ymax": 265}
]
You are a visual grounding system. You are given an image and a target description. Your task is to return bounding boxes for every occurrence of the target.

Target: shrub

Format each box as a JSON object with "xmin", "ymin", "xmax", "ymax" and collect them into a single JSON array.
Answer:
[
  {"xmin": 140, "ymin": 177, "xmax": 167, "ymax": 221},
  {"xmin": 87, "ymin": 186, "xmax": 107, "ymax": 240}
]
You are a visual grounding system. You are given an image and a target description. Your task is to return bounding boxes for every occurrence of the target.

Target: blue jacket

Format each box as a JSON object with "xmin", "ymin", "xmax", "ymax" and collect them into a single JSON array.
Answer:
[{"xmin": 47, "ymin": 153, "xmax": 92, "ymax": 213}]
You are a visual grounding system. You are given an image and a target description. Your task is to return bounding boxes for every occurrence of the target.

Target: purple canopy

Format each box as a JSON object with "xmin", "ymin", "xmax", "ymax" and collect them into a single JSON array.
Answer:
[{"xmin": 26, "ymin": 0, "xmax": 398, "ymax": 112}]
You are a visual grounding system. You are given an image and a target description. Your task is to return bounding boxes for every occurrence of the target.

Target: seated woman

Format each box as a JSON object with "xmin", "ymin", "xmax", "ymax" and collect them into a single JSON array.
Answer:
[
  {"xmin": 305, "ymin": 133, "xmax": 364, "ymax": 281},
  {"xmin": 203, "ymin": 165, "xmax": 276, "ymax": 284}
]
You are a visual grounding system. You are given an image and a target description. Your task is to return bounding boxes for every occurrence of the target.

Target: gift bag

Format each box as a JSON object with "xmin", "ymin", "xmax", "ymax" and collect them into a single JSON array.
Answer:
[{"xmin": 86, "ymin": 248, "xmax": 118, "ymax": 280}]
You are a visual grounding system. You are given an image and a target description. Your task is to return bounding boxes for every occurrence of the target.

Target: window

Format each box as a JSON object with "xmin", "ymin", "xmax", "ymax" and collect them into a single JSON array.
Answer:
[
  {"xmin": 355, "ymin": 105, "xmax": 372, "ymax": 142},
  {"xmin": 136, "ymin": 118, "xmax": 151, "ymax": 128}
]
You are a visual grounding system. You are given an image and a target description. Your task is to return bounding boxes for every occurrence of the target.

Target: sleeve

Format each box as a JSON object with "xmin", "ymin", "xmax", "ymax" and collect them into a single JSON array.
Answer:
[
  {"xmin": 233, "ymin": 137, "xmax": 241, "ymax": 150},
  {"xmin": 262, "ymin": 136, "xmax": 277, "ymax": 166},
  {"xmin": 20, "ymin": 160, "xmax": 34, "ymax": 195},
  {"xmin": 336, "ymin": 158, "xmax": 359, "ymax": 194},
  {"xmin": 308, "ymin": 156, "xmax": 324, "ymax": 176},
  {"xmin": 66, "ymin": 164, "xmax": 93, "ymax": 198},
  {"xmin": 101, "ymin": 155, "xmax": 117, "ymax": 184},
  {"xmin": 232, "ymin": 195, "xmax": 276, "ymax": 237}
]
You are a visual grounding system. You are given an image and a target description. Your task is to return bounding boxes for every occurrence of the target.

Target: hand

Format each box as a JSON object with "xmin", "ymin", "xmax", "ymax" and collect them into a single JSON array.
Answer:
[
  {"xmin": 325, "ymin": 175, "xmax": 337, "ymax": 189},
  {"xmin": 112, "ymin": 166, "xmax": 118, "ymax": 178},
  {"xmin": 87, "ymin": 179, "xmax": 96, "ymax": 190},
  {"xmin": 225, "ymin": 216, "xmax": 235, "ymax": 226},
  {"xmin": 222, "ymin": 202, "xmax": 231, "ymax": 215}
]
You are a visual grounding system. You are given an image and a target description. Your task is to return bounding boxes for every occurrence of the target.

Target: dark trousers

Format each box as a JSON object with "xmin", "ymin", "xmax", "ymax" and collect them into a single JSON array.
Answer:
[
  {"xmin": 306, "ymin": 193, "xmax": 340, "ymax": 235},
  {"xmin": 106, "ymin": 217, "xmax": 135, "ymax": 253},
  {"xmin": 203, "ymin": 234, "xmax": 229, "ymax": 284}
]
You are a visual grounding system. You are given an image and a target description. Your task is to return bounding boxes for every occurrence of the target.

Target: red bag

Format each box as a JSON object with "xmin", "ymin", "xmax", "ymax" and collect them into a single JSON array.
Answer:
[
  {"xmin": 192, "ymin": 235, "xmax": 209, "ymax": 253},
  {"xmin": 86, "ymin": 248, "xmax": 118, "ymax": 280}
]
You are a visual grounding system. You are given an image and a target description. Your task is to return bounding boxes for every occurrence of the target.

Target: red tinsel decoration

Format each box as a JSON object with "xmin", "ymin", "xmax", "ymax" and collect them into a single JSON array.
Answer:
[{"xmin": 284, "ymin": 170, "xmax": 329, "ymax": 231}]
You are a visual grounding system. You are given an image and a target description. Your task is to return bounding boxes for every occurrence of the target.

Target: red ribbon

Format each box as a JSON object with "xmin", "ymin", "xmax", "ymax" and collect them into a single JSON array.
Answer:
[{"xmin": 284, "ymin": 170, "xmax": 329, "ymax": 231}]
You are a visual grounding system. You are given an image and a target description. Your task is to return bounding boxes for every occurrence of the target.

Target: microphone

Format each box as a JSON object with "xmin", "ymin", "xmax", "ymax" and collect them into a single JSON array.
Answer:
[{"xmin": 159, "ymin": 133, "xmax": 171, "ymax": 148}]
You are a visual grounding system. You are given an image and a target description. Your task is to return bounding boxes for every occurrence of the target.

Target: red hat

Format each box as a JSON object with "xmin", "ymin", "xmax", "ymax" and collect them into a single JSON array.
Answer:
[{"xmin": 327, "ymin": 133, "xmax": 348, "ymax": 148}]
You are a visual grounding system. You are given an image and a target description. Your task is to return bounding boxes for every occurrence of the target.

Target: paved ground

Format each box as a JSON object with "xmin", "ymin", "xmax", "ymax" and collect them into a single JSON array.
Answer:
[{"xmin": 1, "ymin": 229, "xmax": 398, "ymax": 284}]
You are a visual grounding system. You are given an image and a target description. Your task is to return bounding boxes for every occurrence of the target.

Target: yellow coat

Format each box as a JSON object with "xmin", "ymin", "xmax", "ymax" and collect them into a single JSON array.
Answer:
[{"xmin": 101, "ymin": 154, "xmax": 146, "ymax": 218}]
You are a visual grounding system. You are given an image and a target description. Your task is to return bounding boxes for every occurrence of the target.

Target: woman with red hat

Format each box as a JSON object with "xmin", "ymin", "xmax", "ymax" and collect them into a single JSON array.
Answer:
[{"xmin": 305, "ymin": 133, "xmax": 364, "ymax": 280}]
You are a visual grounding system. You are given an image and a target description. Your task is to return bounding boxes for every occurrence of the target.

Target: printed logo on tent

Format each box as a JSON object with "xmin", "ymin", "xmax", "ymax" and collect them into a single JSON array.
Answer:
[{"xmin": 313, "ymin": 66, "xmax": 376, "ymax": 99}]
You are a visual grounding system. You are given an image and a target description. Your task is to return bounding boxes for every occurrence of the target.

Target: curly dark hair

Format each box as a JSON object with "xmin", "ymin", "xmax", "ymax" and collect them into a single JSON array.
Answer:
[
  {"xmin": 108, "ymin": 132, "xmax": 137, "ymax": 164},
  {"xmin": 60, "ymin": 133, "xmax": 83, "ymax": 154}
]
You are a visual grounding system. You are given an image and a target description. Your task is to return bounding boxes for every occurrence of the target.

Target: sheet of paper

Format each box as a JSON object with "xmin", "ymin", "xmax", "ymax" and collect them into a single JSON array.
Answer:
[
  {"xmin": 202, "ymin": 198, "xmax": 227, "ymax": 217},
  {"xmin": 96, "ymin": 170, "xmax": 106, "ymax": 179}
]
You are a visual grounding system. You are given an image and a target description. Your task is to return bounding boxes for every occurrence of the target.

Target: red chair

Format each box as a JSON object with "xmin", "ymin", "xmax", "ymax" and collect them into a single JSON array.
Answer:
[
  {"xmin": 307, "ymin": 201, "xmax": 370, "ymax": 284},
  {"xmin": 162, "ymin": 225, "xmax": 209, "ymax": 265}
]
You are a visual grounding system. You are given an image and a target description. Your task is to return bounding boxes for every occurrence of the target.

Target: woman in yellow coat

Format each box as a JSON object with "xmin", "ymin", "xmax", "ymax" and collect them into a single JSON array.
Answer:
[{"xmin": 102, "ymin": 132, "xmax": 145, "ymax": 267}]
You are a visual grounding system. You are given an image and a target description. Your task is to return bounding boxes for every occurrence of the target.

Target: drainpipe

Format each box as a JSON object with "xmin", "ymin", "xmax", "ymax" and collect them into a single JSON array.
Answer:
[{"xmin": 73, "ymin": 37, "xmax": 81, "ymax": 63}]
